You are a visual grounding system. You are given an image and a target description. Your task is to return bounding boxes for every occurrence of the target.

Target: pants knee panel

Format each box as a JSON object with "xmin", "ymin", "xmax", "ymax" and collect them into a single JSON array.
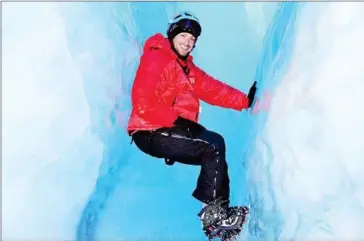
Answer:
[{"xmin": 214, "ymin": 133, "xmax": 226, "ymax": 154}]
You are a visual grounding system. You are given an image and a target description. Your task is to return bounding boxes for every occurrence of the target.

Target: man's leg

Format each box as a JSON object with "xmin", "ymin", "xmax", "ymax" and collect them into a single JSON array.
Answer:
[
  {"xmin": 131, "ymin": 126, "xmax": 229, "ymax": 204},
  {"xmin": 131, "ymin": 126, "xmax": 247, "ymax": 240},
  {"xmin": 192, "ymin": 129, "xmax": 230, "ymax": 205}
]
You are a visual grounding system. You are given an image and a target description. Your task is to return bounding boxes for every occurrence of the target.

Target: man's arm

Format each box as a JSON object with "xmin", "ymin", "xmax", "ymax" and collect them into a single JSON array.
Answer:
[
  {"xmin": 193, "ymin": 66, "xmax": 249, "ymax": 111},
  {"xmin": 131, "ymin": 58, "xmax": 179, "ymax": 127}
]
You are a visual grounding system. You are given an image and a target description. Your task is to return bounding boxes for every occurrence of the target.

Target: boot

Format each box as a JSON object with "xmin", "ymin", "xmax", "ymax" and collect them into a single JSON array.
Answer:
[{"xmin": 198, "ymin": 198, "xmax": 249, "ymax": 241}]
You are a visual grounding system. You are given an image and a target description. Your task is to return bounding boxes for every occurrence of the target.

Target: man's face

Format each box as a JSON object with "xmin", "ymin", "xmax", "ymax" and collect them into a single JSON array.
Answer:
[{"xmin": 172, "ymin": 32, "xmax": 196, "ymax": 57}]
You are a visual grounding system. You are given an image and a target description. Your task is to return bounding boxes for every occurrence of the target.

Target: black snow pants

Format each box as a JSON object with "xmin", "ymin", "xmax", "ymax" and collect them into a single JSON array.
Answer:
[{"xmin": 131, "ymin": 125, "xmax": 230, "ymax": 205}]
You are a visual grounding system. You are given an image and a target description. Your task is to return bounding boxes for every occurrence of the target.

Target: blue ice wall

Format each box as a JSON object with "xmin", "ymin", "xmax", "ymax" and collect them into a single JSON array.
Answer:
[
  {"xmin": 3, "ymin": 2, "xmax": 364, "ymax": 241},
  {"xmin": 246, "ymin": 2, "xmax": 364, "ymax": 240}
]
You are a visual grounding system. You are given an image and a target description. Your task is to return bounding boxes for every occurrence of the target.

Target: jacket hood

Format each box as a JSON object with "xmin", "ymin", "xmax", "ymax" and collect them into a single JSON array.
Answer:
[{"xmin": 143, "ymin": 33, "xmax": 193, "ymax": 61}]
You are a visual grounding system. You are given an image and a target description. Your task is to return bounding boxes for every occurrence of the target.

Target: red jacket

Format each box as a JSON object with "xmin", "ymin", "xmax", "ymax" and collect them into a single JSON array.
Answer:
[{"xmin": 127, "ymin": 33, "xmax": 249, "ymax": 134}]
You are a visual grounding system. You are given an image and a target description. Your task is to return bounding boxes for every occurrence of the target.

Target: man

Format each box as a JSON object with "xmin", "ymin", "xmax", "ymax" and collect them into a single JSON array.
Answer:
[{"xmin": 127, "ymin": 11, "xmax": 256, "ymax": 240}]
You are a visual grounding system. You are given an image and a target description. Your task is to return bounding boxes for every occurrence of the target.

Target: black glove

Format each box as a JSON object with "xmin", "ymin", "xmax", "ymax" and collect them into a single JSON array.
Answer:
[
  {"xmin": 248, "ymin": 81, "xmax": 257, "ymax": 108},
  {"xmin": 173, "ymin": 116, "xmax": 205, "ymax": 136}
]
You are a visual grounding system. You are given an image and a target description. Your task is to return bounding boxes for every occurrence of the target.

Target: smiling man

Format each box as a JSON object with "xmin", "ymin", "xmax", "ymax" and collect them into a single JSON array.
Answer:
[{"xmin": 127, "ymin": 11, "xmax": 256, "ymax": 241}]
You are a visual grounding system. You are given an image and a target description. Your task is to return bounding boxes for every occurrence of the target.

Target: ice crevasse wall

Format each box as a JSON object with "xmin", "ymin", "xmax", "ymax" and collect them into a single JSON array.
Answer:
[{"xmin": 2, "ymin": 2, "xmax": 364, "ymax": 241}]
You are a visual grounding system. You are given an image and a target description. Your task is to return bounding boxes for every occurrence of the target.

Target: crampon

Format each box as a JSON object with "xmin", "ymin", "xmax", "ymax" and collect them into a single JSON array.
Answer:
[{"xmin": 199, "ymin": 198, "xmax": 249, "ymax": 241}]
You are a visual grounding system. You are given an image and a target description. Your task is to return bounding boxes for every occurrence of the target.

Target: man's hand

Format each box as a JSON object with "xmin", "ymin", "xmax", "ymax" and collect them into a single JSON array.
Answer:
[{"xmin": 248, "ymin": 81, "xmax": 257, "ymax": 108}]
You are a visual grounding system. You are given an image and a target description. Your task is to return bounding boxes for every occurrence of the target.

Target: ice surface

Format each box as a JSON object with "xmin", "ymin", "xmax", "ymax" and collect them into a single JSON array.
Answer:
[{"xmin": 3, "ymin": 2, "xmax": 363, "ymax": 241}]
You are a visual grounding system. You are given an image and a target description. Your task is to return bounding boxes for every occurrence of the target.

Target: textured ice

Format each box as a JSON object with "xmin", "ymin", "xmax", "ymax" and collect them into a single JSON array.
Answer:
[
  {"xmin": 2, "ymin": 2, "xmax": 364, "ymax": 241},
  {"xmin": 247, "ymin": 2, "xmax": 364, "ymax": 241}
]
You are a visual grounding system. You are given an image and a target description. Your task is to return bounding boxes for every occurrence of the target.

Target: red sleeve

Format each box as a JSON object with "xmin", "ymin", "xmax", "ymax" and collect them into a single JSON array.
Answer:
[
  {"xmin": 193, "ymin": 66, "xmax": 249, "ymax": 111},
  {"xmin": 131, "ymin": 55, "xmax": 178, "ymax": 127}
]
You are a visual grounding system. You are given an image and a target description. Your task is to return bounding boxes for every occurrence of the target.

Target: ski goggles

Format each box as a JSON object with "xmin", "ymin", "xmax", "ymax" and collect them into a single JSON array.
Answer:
[{"xmin": 174, "ymin": 18, "xmax": 201, "ymax": 38}]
